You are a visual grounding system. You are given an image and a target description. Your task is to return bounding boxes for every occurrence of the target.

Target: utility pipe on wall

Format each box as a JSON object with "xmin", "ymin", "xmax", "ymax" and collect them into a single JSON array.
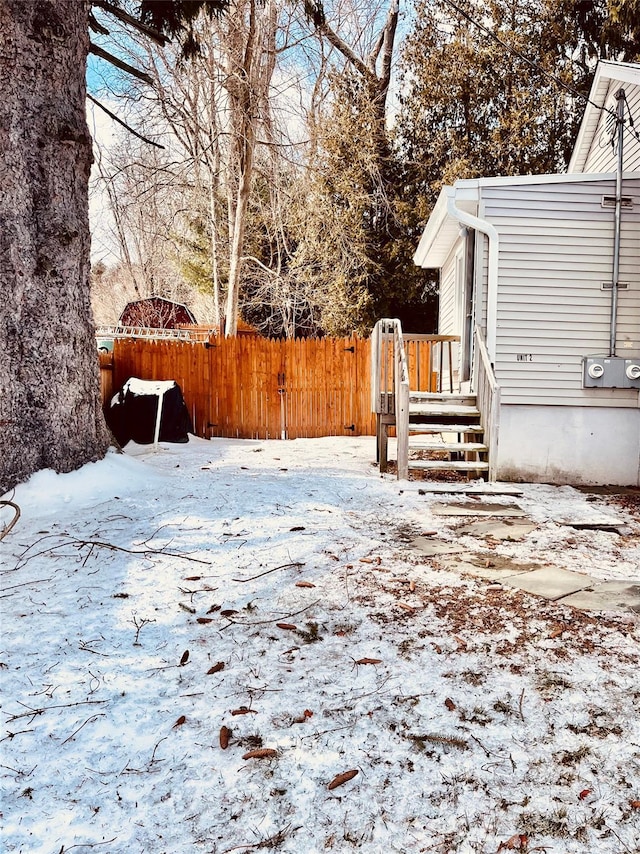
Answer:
[{"xmin": 609, "ymin": 88, "xmax": 626, "ymax": 357}]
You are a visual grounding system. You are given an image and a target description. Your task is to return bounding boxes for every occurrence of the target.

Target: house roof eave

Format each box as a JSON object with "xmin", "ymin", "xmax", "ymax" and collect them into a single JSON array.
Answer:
[{"xmin": 414, "ymin": 183, "xmax": 479, "ymax": 269}]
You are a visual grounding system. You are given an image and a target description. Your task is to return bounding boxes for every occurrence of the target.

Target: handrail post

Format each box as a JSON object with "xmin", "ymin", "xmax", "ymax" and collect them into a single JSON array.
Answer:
[
  {"xmin": 393, "ymin": 321, "xmax": 410, "ymax": 480},
  {"xmin": 473, "ymin": 325, "xmax": 500, "ymax": 482}
]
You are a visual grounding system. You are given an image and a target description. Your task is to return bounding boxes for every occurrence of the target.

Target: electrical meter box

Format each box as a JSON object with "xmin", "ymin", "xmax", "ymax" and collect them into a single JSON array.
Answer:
[{"xmin": 583, "ymin": 356, "xmax": 640, "ymax": 389}]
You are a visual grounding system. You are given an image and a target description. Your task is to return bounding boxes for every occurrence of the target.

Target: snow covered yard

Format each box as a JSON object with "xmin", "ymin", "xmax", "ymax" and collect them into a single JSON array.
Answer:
[{"xmin": 1, "ymin": 436, "xmax": 639, "ymax": 854}]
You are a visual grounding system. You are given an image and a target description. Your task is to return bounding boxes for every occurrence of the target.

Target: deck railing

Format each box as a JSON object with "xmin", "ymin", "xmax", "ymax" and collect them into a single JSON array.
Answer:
[
  {"xmin": 371, "ymin": 319, "xmax": 460, "ymax": 478},
  {"xmin": 473, "ymin": 325, "xmax": 500, "ymax": 481}
]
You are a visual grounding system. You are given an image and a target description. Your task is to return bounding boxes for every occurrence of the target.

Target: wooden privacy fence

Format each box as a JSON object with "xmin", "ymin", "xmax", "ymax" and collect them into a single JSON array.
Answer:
[{"xmin": 100, "ymin": 334, "xmax": 446, "ymax": 440}]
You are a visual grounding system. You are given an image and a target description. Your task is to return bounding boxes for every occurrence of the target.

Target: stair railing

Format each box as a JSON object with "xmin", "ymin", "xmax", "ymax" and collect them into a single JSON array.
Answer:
[
  {"xmin": 371, "ymin": 319, "xmax": 410, "ymax": 479},
  {"xmin": 473, "ymin": 325, "xmax": 500, "ymax": 481}
]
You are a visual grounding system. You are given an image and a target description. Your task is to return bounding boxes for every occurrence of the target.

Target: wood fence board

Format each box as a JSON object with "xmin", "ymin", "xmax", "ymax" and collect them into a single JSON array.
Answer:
[{"xmin": 101, "ymin": 334, "xmax": 449, "ymax": 442}]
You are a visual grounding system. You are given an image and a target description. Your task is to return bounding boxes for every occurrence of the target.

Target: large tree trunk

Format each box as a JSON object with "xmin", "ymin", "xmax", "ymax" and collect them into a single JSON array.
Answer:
[{"xmin": 0, "ymin": 0, "xmax": 110, "ymax": 495}]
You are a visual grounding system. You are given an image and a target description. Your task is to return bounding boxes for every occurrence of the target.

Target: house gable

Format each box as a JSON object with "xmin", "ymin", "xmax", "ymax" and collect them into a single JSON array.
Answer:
[{"xmin": 569, "ymin": 61, "xmax": 640, "ymax": 174}]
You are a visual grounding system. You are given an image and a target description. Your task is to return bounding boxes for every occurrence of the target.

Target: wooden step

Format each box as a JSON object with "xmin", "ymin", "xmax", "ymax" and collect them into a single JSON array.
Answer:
[
  {"xmin": 409, "ymin": 392, "xmax": 477, "ymax": 405},
  {"xmin": 408, "ymin": 423, "xmax": 484, "ymax": 434},
  {"xmin": 409, "ymin": 404, "xmax": 480, "ymax": 418},
  {"xmin": 408, "ymin": 460, "xmax": 490, "ymax": 472},
  {"xmin": 408, "ymin": 441, "xmax": 488, "ymax": 453}
]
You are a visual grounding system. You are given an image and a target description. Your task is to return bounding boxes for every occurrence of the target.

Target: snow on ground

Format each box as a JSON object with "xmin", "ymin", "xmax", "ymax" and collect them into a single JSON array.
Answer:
[{"xmin": 1, "ymin": 437, "xmax": 639, "ymax": 854}]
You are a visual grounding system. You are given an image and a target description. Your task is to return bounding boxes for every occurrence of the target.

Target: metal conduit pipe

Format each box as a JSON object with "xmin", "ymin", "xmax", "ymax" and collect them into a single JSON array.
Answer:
[{"xmin": 610, "ymin": 88, "xmax": 626, "ymax": 357}]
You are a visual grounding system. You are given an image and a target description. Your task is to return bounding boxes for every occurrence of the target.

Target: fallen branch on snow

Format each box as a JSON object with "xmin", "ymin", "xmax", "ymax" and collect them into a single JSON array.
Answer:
[
  {"xmin": 231, "ymin": 561, "xmax": 305, "ymax": 583},
  {"xmin": 0, "ymin": 500, "xmax": 20, "ymax": 542},
  {"xmin": 5, "ymin": 699, "xmax": 108, "ymax": 723},
  {"xmin": 12, "ymin": 532, "xmax": 212, "ymax": 571}
]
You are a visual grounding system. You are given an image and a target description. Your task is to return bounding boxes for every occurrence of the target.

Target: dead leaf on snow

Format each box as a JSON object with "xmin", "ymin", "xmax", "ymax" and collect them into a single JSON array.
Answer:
[
  {"xmin": 549, "ymin": 624, "xmax": 568, "ymax": 639},
  {"xmin": 445, "ymin": 698, "xmax": 456, "ymax": 712},
  {"xmin": 497, "ymin": 833, "xmax": 528, "ymax": 851},
  {"xmin": 328, "ymin": 769, "xmax": 358, "ymax": 790},
  {"xmin": 219, "ymin": 726, "xmax": 231, "ymax": 749},
  {"xmin": 243, "ymin": 748, "xmax": 278, "ymax": 760}
]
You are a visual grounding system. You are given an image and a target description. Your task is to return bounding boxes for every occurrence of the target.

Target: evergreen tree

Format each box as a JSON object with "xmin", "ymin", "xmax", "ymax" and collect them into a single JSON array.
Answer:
[{"xmin": 396, "ymin": 0, "xmax": 640, "ymax": 213}]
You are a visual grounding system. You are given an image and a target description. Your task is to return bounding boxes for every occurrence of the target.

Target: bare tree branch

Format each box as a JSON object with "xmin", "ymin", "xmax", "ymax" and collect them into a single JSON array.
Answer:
[
  {"xmin": 89, "ymin": 42, "xmax": 155, "ymax": 84},
  {"xmin": 88, "ymin": 95, "xmax": 165, "ymax": 149}
]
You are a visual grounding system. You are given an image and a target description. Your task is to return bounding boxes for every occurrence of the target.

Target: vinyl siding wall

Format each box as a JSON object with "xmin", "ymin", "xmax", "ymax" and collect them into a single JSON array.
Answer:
[
  {"xmin": 438, "ymin": 251, "xmax": 458, "ymax": 336},
  {"xmin": 583, "ymin": 80, "xmax": 640, "ymax": 173},
  {"xmin": 437, "ymin": 248, "xmax": 462, "ymax": 388},
  {"xmin": 480, "ymin": 177, "xmax": 640, "ymax": 407}
]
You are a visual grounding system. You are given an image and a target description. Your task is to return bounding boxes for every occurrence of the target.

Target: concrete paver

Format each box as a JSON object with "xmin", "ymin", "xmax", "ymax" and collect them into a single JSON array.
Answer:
[
  {"xmin": 439, "ymin": 554, "xmax": 545, "ymax": 581},
  {"xmin": 454, "ymin": 519, "xmax": 537, "ymax": 540},
  {"xmin": 500, "ymin": 566, "xmax": 592, "ymax": 601},
  {"xmin": 410, "ymin": 537, "xmax": 465, "ymax": 556},
  {"xmin": 431, "ymin": 502, "xmax": 526, "ymax": 517},
  {"xmin": 560, "ymin": 582, "xmax": 640, "ymax": 613}
]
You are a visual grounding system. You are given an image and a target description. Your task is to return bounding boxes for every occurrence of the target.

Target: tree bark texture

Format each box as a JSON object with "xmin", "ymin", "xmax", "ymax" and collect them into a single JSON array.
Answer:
[{"xmin": 0, "ymin": 0, "xmax": 110, "ymax": 494}]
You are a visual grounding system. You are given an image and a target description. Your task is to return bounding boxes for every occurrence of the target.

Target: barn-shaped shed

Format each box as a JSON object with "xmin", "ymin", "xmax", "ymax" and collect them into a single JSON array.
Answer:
[
  {"xmin": 118, "ymin": 297, "xmax": 197, "ymax": 329},
  {"xmin": 411, "ymin": 60, "xmax": 640, "ymax": 486}
]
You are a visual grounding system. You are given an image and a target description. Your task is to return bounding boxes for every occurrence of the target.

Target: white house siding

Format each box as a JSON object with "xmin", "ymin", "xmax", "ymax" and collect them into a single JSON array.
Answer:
[
  {"xmin": 496, "ymin": 404, "xmax": 640, "ymax": 486},
  {"xmin": 438, "ymin": 250, "xmax": 458, "ymax": 336},
  {"xmin": 583, "ymin": 80, "xmax": 640, "ymax": 174},
  {"xmin": 437, "ymin": 246, "xmax": 462, "ymax": 387},
  {"xmin": 480, "ymin": 177, "xmax": 640, "ymax": 408},
  {"xmin": 473, "ymin": 230, "xmax": 489, "ymax": 336}
]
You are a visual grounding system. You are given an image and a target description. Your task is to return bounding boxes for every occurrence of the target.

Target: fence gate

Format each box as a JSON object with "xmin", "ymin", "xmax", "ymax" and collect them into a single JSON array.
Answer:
[{"xmin": 109, "ymin": 335, "xmax": 378, "ymax": 440}]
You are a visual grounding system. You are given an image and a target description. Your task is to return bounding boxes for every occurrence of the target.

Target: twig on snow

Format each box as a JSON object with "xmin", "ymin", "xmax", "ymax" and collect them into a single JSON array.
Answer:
[
  {"xmin": 518, "ymin": 687, "xmax": 525, "ymax": 721},
  {"xmin": 221, "ymin": 824, "xmax": 302, "ymax": 852},
  {"xmin": 223, "ymin": 600, "xmax": 321, "ymax": 627},
  {"xmin": 0, "ymin": 729, "xmax": 35, "ymax": 743},
  {"xmin": 0, "ymin": 578, "xmax": 54, "ymax": 598},
  {"xmin": 232, "ymin": 562, "xmax": 305, "ymax": 583},
  {"xmin": 149, "ymin": 736, "xmax": 168, "ymax": 765},
  {"xmin": 5, "ymin": 699, "xmax": 108, "ymax": 723},
  {"xmin": 58, "ymin": 838, "xmax": 117, "ymax": 852},
  {"xmin": 0, "ymin": 500, "xmax": 20, "ymax": 541},
  {"xmin": 61, "ymin": 713, "xmax": 106, "ymax": 745},
  {"xmin": 12, "ymin": 533, "xmax": 211, "ymax": 571}
]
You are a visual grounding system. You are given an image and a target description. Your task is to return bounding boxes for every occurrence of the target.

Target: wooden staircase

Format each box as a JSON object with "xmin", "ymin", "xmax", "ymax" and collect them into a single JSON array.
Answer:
[
  {"xmin": 371, "ymin": 319, "xmax": 500, "ymax": 481},
  {"xmin": 405, "ymin": 392, "xmax": 489, "ymax": 476}
]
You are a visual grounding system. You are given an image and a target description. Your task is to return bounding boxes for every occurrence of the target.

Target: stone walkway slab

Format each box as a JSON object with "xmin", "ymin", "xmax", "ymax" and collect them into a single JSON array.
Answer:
[
  {"xmin": 560, "ymin": 582, "xmax": 640, "ymax": 614},
  {"xmin": 431, "ymin": 502, "xmax": 526, "ymax": 518},
  {"xmin": 440, "ymin": 554, "xmax": 545, "ymax": 580},
  {"xmin": 455, "ymin": 519, "xmax": 537, "ymax": 540},
  {"xmin": 410, "ymin": 537, "xmax": 465, "ymax": 556},
  {"xmin": 415, "ymin": 484, "xmax": 524, "ymax": 495},
  {"xmin": 502, "ymin": 567, "xmax": 591, "ymax": 601}
]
